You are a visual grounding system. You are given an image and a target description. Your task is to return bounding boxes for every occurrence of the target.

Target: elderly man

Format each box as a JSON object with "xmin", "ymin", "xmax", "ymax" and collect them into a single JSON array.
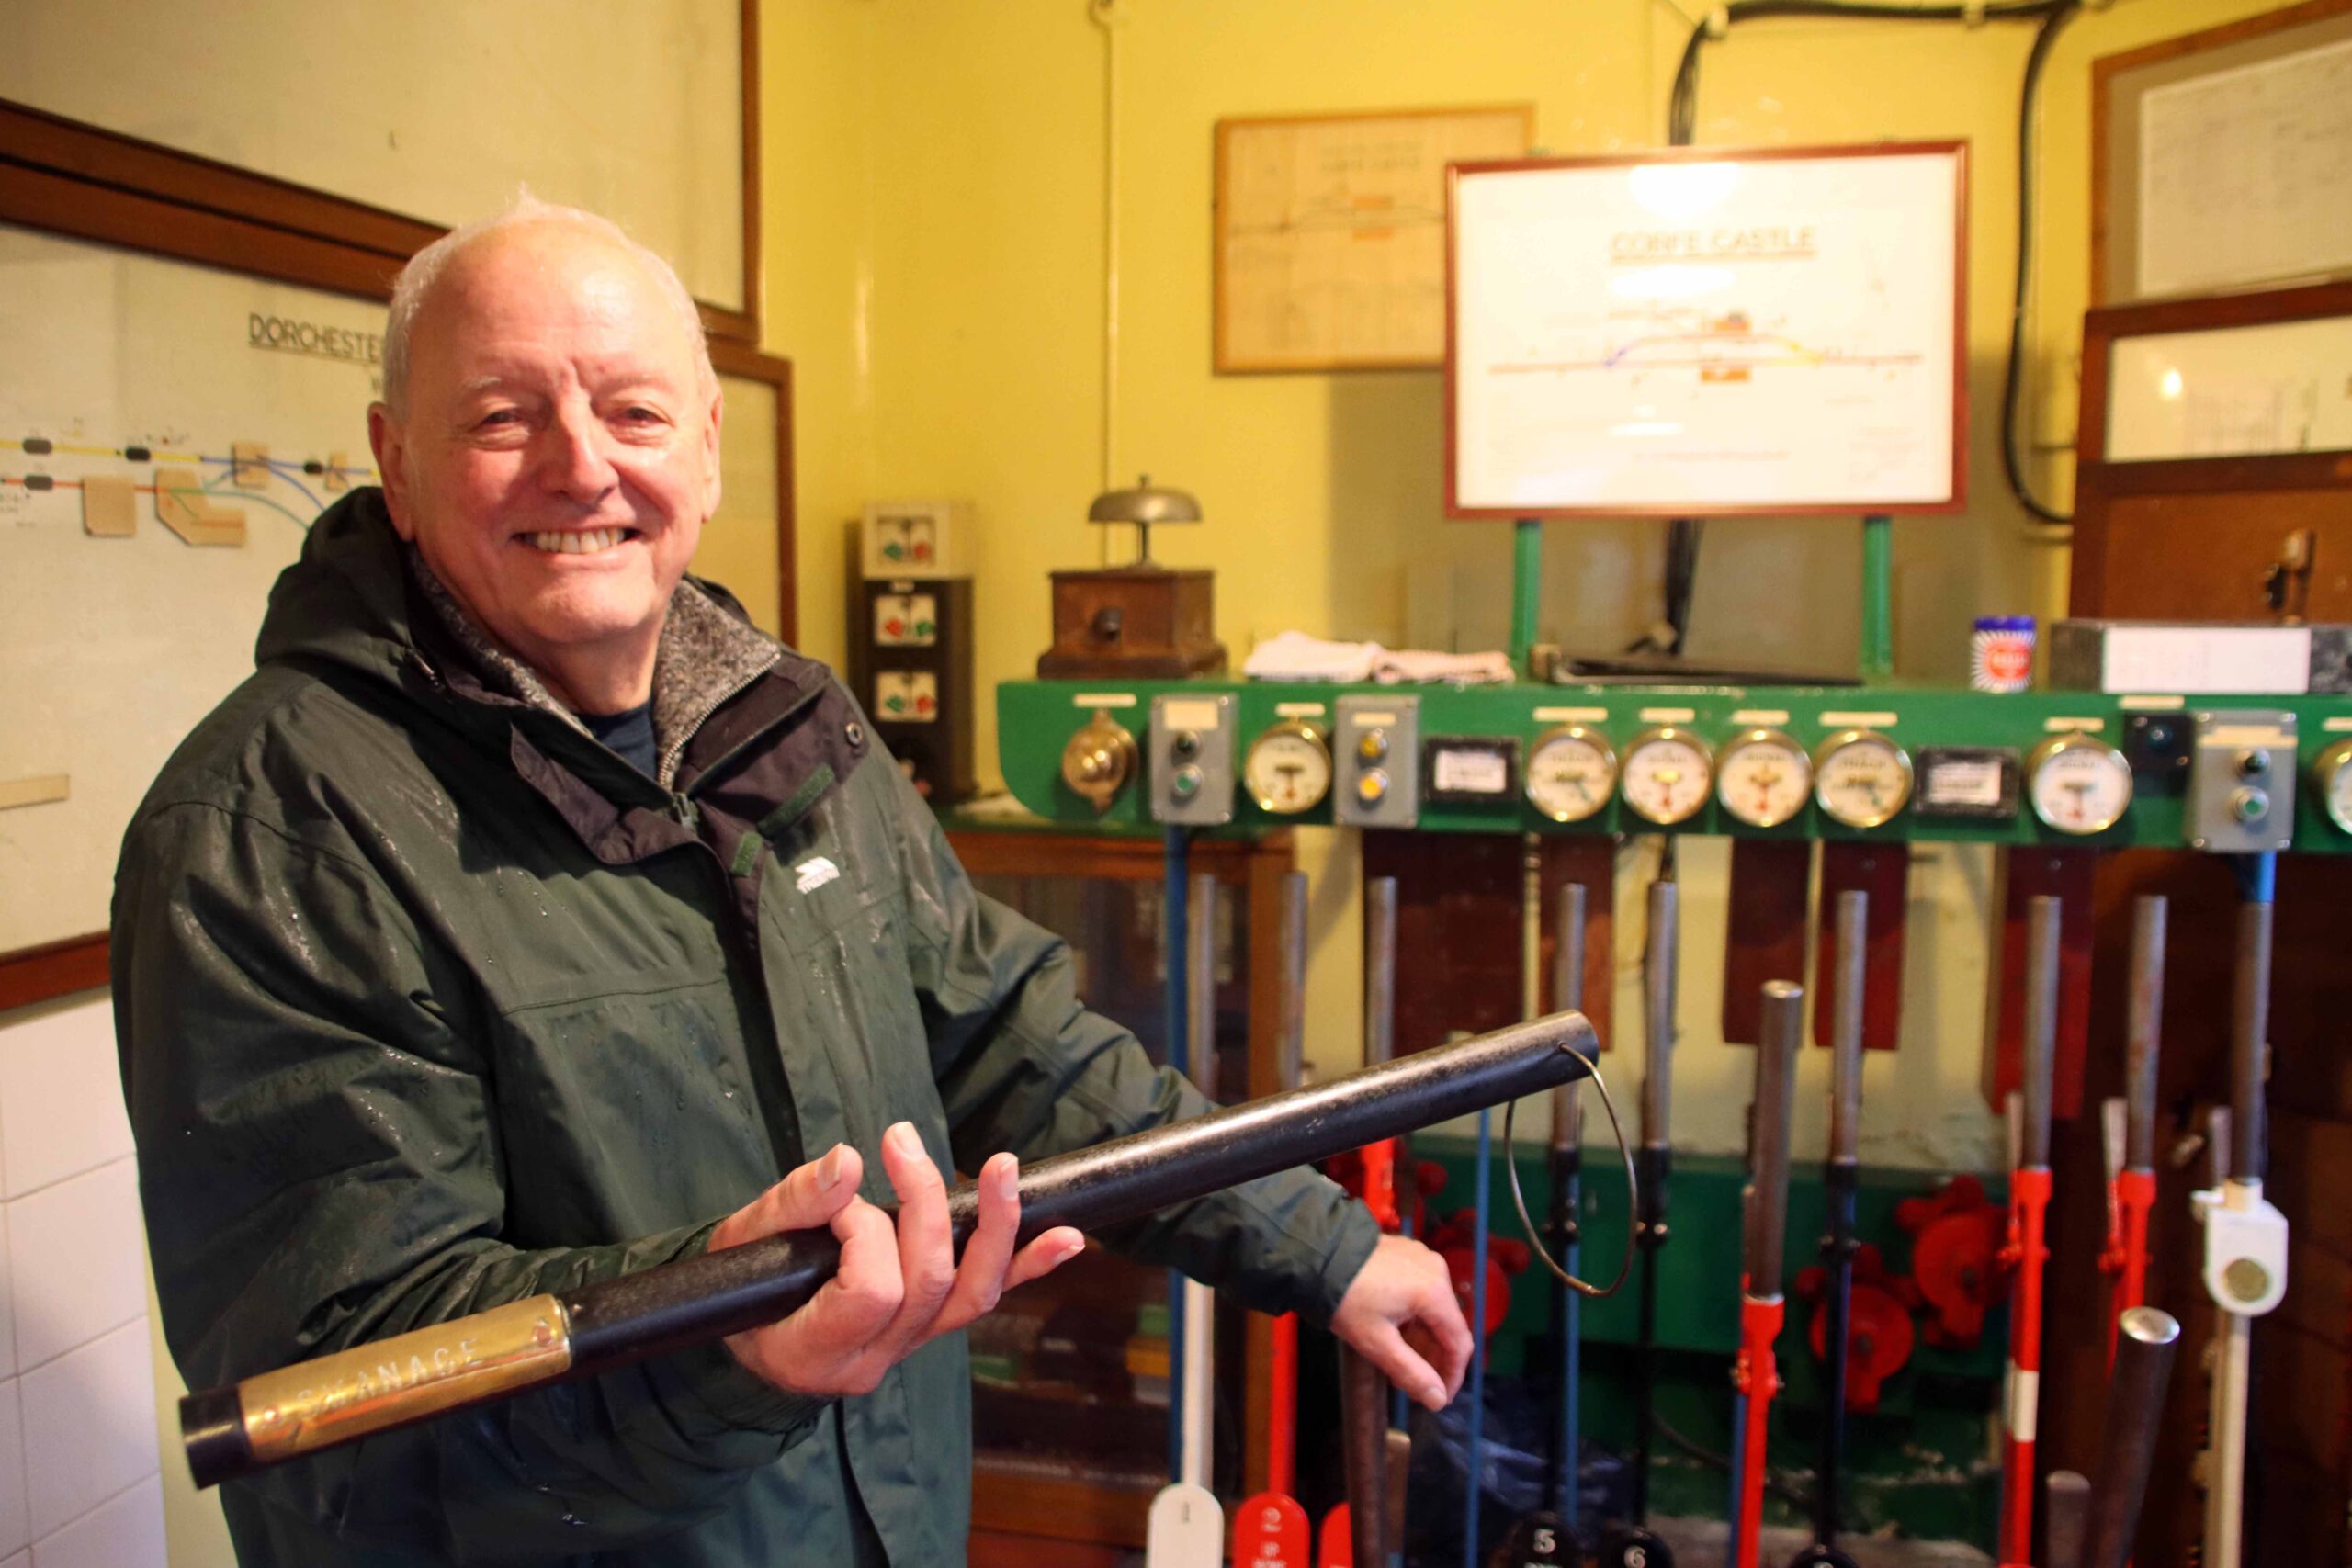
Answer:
[{"xmin": 115, "ymin": 198, "xmax": 1469, "ymax": 1567}]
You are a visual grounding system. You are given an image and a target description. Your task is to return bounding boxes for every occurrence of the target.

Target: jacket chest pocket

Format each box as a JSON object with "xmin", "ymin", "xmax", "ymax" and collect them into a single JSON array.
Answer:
[{"xmin": 755, "ymin": 811, "xmax": 945, "ymax": 1169}]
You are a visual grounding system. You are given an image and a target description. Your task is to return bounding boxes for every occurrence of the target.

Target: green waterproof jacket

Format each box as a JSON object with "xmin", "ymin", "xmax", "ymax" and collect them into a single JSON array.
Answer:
[{"xmin": 115, "ymin": 490, "xmax": 1378, "ymax": 1567}]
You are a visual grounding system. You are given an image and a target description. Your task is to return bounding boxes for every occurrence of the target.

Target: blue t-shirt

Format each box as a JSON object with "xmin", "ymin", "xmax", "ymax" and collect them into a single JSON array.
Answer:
[{"xmin": 582, "ymin": 701, "xmax": 657, "ymax": 778}]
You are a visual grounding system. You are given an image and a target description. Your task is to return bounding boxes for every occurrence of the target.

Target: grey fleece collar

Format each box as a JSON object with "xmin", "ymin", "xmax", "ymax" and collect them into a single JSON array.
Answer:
[{"xmin": 408, "ymin": 549, "xmax": 780, "ymax": 789}]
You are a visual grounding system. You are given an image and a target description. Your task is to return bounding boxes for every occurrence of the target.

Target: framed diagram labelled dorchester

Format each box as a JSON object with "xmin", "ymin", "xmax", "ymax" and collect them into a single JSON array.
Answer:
[{"xmin": 1214, "ymin": 105, "xmax": 1532, "ymax": 373}]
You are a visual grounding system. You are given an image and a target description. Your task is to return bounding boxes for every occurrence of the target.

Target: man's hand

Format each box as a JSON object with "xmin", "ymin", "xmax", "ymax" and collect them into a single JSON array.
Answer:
[
  {"xmin": 1329, "ymin": 1235, "xmax": 1474, "ymax": 1411},
  {"xmin": 709, "ymin": 1123, "xmax": 1085, "ymax": 1398}
]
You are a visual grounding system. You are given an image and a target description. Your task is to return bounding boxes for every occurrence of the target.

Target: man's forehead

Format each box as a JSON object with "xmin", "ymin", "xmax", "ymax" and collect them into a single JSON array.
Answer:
[{"xmin": 414, "ymin": 226, "xmax": 691, "ymax": 365}]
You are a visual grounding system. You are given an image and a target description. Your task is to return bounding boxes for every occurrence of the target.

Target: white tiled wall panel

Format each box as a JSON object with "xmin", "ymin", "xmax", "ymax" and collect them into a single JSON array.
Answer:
[
  {"xmin": 7, "ymin": 1159, "xmax": 143, "ymax": 1372},
  {"xmin": 0, "ymin": 1378, "xmax": 25, "ymax": 1555},
  {"xmin": 0, "ymin": 1000, "xmax": 130, "ymax": 1201},
  {"xmin": 18, "ymin": 1304, "xmax": 155, "ymax": 1540},
  {"xmin": 28, "ymin": 1476, "xmax": 164, "ymax": 1568},
  {"xmin": 0, "ymin": 1208, "xmax": 13, "ymax": 1380},
  {"xmin": 0, "ymin": 995, "xmax": 163, "ymax": 1566}
]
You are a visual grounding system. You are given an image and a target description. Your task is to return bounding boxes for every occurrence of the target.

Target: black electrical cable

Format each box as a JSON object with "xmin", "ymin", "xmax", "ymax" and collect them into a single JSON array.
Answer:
[
  {"xmin": 2000, "ymin": 3, "xmax": 2080, "ymax": 525},
  {"xmin": 1666, "ymin": 517, "xmax": 1702, "ymax": 649},
  {"xmin": 1626, "ymin": 519, "xmax": 1703, "ymax": 655},
  {"xmin": 1666, "ymin": 0, "xmax": 2080, "ymax": 526},
  {"xmin": 1668, "ymin": 0, "xmax": 2073, "ymax": 143}
]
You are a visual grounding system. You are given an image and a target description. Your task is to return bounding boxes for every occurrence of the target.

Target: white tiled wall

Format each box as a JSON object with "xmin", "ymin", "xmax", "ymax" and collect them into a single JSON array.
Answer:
[{"xmin": 0, "ymin": 992, "xmax": 164, "ymax": 1567}]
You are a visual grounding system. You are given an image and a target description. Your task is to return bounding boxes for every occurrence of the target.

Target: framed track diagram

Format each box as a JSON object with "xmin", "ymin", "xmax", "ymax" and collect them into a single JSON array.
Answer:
[{"xmin": 1446, "ymin": 142, "xmax": 1967, "ymax": 518}]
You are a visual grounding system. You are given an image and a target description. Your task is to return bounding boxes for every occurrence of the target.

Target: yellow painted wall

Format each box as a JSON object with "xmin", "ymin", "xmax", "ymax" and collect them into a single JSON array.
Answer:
[
  {"xmin": 761, "ymin": 0, "xmax": 883, "ymax": 669},
  {"xmin": 763, "ymin": 0, "xmax": 2279, "ymax": 1169}
]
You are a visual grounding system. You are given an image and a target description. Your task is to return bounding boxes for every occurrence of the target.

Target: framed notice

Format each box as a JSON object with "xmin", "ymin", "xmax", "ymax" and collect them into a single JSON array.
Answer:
[
  {"xmin": 1446, "ymin": 142, "xmax": 1967, "ymax": 518},
  {"xmin": 2092, "ymin": 0, "xmax": 2352, "ymax": 305},
  {"xmin": 1215, "ymin": 105, "xmax": 1532, "ymax": 373}
]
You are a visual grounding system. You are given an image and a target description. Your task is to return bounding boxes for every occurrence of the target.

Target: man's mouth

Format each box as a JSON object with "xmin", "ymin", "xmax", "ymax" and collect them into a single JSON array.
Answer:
[{"xmin": 526, "ymin": 527, "xmax": 640, "ymax": 556}]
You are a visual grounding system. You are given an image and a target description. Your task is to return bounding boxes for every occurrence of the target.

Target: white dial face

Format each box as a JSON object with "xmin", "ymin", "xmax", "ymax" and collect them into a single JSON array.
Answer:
[
  {"xmin": 2029, "ymin": 738, "xmax": 2134, "ymax": 835},
  {"xmin": 2316, "ymin": 742, "xmax": 2352, "ymax": 833},
  {"xmin": 1621, "ymin": 730, "xmax": 1713, "ymax": 825},
  {"xmin": 1244, "ymin": 724, "xmax": 1332, "ymax": 814},
  {"xmin": 1525, "ymin": 728, "xmax": 1618, "ymax": 823},
  {"xmin": 1814, "ymin": 732, "xmax": 1912, "ymax": 828},
  {"xmin": 1717, "ymin": 731, "xmax": 1813, "ymax": 828}
]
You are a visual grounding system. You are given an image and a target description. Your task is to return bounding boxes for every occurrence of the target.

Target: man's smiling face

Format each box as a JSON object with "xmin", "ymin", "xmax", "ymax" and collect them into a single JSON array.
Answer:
[{"xmin": 369, "ymin": 221, "xmax": 721, "ymax": 710}]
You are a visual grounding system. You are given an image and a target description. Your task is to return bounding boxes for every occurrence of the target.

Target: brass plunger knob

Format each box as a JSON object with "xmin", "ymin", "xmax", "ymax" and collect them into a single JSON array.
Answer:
[{"xmin": 1060, "ymin": 709, "xmax": 1137, "ymax": 814}]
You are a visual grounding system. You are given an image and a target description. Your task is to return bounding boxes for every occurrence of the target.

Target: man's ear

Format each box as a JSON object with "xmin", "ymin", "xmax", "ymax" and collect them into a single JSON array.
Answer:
[
  {"xmin": 366, "ymin": 402, "xmax": 416, "ymax": 539},
  {"xmin": 698, "ymin": 383, "xmax": 725, "ymax": 519}
]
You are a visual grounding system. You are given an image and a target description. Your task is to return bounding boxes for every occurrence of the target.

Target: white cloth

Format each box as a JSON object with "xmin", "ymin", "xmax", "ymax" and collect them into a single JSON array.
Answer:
[
  {"xmin": 1241, "ymin": 630, "xmax": 1383, "ymax": 682},
  {"xmin": 1372, "ymin": 648, "xmax": 1515, "ymax": 686},
  {"xmin": 1242, "ymin": 630, "xmax": 1515, "ymax": 685}
]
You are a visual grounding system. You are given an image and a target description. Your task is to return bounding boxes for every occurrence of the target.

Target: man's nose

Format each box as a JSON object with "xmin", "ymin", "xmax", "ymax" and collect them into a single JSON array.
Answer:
[{"xmin": 538, "ymin": 401, "xmax": 621, "ymax": 502}]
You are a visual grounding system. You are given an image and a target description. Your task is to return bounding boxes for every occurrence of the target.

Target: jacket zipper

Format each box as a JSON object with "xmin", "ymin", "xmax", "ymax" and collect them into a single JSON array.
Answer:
[{"xmin": 656, "ymin": 650, "xmax": 784, "ymax": 788}]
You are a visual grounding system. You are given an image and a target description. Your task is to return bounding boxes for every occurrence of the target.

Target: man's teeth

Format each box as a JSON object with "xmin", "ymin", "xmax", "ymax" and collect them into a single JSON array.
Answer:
[{"xmin": 528, "ymin": 528, "xmax": 632, "ymax": 555}]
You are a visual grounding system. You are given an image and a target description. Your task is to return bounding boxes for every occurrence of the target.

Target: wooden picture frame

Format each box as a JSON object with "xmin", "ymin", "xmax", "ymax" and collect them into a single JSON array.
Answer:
[
  {"xmin": 2067, "ymin": 276, "xmax": 2352, "ymax": 617},
  {"xmin": 1213, "ymin": 103, "xmax": 1533, "ymax": 374},
  {"xmin": 1444, "ymin": 141, "xmax": 1970, "ymax": 519},
  {"xmin": 2090, "ymin": 0, "xmax": 2352, "ymax": 306},
  {"xmin": 0, "ymin": 1, "xmax": 790, "ymax": 1005}
]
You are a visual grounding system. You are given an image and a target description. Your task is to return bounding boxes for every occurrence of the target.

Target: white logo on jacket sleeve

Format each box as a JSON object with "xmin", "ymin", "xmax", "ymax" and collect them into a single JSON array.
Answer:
[{"xmin": 794, "ymin": 855, "xmax": 841, "ymax": 894}]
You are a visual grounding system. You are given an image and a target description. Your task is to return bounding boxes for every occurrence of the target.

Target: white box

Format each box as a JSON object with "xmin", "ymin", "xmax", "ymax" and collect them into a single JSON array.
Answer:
[
  {"xmin": 872, "ymin": 592, "xmax": 939, "ymax": 648},
  {"xmin": 873, "ymin": 671, "xmax": 939, "ymax": 725},
  {"xmin": 8, "ymin": 1159, "xmax": 145, "ymax": 1370},
  {"xmin": 861, "ymin": 501, "xmax": 968, "ymax": 579}
]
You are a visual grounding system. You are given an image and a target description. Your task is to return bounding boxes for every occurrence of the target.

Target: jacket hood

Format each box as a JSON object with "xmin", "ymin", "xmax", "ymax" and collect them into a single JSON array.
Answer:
[
  {"xmin": 253, "ymin": 486, "xmax": 424, "ymax": 684},
  {"xmin": 254, "ymin": 486, "xmax": 808, "ymax": 795}
]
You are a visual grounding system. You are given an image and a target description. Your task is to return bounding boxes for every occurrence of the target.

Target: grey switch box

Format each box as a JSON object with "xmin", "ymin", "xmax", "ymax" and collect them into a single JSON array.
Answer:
[
  {"xmin": 1149, "ymin": 693, "xmax": 1234, "ymax": 825},
  {"xmin": 1334, "ymin": 694, "xmax": 1420, "ymax": 829},
  {"xmin": 2187, "ymin": 708, "xmax": 2296, "ymax": 853}
]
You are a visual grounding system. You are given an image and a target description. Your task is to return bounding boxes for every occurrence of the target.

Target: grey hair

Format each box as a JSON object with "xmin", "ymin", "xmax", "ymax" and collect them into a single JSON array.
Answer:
[{"xmin": 380, "ymin": 191, "xmax": 715, "ymax": 416}]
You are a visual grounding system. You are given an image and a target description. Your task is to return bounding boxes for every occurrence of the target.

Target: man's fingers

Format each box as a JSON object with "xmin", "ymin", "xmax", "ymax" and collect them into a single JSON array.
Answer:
[
  {"xmin": 879, "ymin": 1122, "xmax": 956, "ymax": 1342},
  {"xmin": 1346, "ymin": 1319, "xmax": 1449, "ymax": 1412},
  {"xmin": 736, "ymin": 1194, "xmax": 901, "ymax": 1390},
  {"xmin": 709, "ymin": 1143, "xmax": 862, "ymax": 1251},
  {"xmin": 1411, "ymin": 1279, "xmax": 1476, "ymax": 1400},
  {"xmin": 931, "ymin": 1153, "xmax": 1021, "ymax": 1337},
  {"xmin": 1002, "ymin": 1227, "xmax": 1085, "ymax": 1292}
]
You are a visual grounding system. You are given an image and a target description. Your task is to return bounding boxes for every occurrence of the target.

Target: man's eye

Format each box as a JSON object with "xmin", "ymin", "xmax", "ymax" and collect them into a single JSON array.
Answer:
[
  {"xmin": 474, "ymin": 410, "xmax": 525, "ymax": 430},
  {"xmin": 617, "ymin": 406, "xmax": 667, "ymax": 426}
]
